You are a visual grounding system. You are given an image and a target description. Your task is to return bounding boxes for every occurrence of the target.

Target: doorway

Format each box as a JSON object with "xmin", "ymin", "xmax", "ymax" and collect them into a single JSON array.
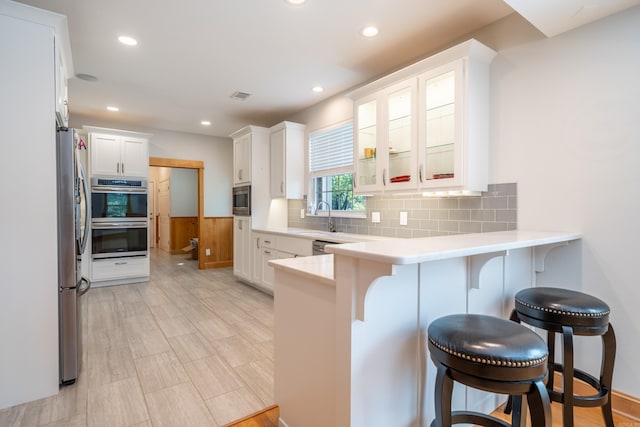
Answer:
[{"xmin": 148, "ymin": 157, "xmax": 205, "ymax": 269}]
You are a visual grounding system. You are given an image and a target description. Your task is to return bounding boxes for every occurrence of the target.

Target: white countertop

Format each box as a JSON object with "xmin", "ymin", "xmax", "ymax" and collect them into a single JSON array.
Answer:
[
  {"xmin": 252, "ymin": 227, "xmax": 392, "ymax": 244},
  {"xmin": 269, "ymin": 254, "xmax": 336, "ymax": 286},
  {"xmin": 326, "ymin": 230, "xmax": 581, "ymax": 264},
  {"xmin": 269, "ymin": 230, "xmax": 581, "ymax": 281}
]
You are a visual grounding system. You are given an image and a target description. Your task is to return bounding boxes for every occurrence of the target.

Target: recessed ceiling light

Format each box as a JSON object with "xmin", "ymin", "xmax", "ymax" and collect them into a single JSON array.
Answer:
[
  {"xmin": 107, "ymin": 106, "xmax": 119, "ymax": 112},
  {"xmin": 118, "ymin": 36, "xmax": 138, "ymax": 46},
  {"xmin": 285, "ymin": 0, "xmax": 306, "ymax": 4},
  {"xmin": 312, "ymin": 86, "xmax": 324, "ymax": 93},
  {"xmin": 201, "ymin": 121, "xmax": 211, "ymax": 126},
  {"xmin": 361, "ymin": 26, "xmax": 379, "ymax": 37}
]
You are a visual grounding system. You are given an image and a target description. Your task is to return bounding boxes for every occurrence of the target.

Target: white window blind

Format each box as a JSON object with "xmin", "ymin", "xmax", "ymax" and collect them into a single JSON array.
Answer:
[{"xmin": 309, "ymin": 123, "xmax": 354, "ymax": 173}]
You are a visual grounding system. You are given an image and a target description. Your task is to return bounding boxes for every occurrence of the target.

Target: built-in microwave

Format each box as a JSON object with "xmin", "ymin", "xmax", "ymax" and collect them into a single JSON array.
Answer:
[{"xmin": 232, "ymin": 185, "xmax": 251, "ymax": 216}]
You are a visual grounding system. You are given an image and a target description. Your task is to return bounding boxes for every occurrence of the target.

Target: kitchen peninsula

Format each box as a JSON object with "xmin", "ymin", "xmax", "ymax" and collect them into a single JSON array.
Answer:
[{"xmin": 270, "ymin": 230, "xmax": 581, "ymax": 427}]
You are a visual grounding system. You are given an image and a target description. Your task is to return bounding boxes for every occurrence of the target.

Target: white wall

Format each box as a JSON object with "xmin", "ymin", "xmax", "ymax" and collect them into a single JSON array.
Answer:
[
  {"xmin": 170, "ymin": 168, "xmax": 198, "ymax": 217},
  {"xmin": 0, "ymin": 9, "xmax": 59, "ymax": 409},
  {"xmin": 487, "ymin": 7, "xmax": 640, "ymax": 396},
  {"xmin": 290, "ymin": 7, "xmax": 640, "ymax": 397},
  {"xmin": 70, "ymin": 114, "xmax": 233, "ymax": 217}
]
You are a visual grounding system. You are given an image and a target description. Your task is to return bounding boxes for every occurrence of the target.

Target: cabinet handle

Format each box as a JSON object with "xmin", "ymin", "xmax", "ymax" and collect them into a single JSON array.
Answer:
[
  {"xmin": 264, "ymin": 240, "xmax": 272, "ymax": 245},
  {"xmin": 122, "ymin": 163, "xmax": 125, "ymax": 174},
  {"xmin": 382, "ymin": 168, "xmax": 387, "ymax": 186},
  {"xmin": 419, "ymin": 164, "xmax": 424, "ymax": 183},
  {"xmin": 264, "ymin": 250, "xmax": 272, "ymax": 255},
  {"xmin": 238, "ymin": 169, "xmax": 243, "ymax": 180},
  {"xmin": 256, "ymin": 237, "xmax": 260, "ymax": 249},
  {"xmin": 115, "ymin": 261, "xmax": 127, "ymax": 265},
  {"xmin": 238, "ymin": 221, "xmax": 243, "ymax": 230},
  {"xmin": 280, "ymin": 182, "xmax": 284, "ymax": 194}
]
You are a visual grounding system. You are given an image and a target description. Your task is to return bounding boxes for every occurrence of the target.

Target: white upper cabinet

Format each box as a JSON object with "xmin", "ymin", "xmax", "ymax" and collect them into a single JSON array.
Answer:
[
  {"xmin": 270, "ymin": 121, "xmax": 305, "ymax": 199},
  {"xmin": 55, "ymin": 43, "xmax": 69, "ymax": 127},
  {"xmin": 86, "ymin": 127, "xmax": 151, "ymax": 178},
  {"xmin": 354, "ymin": 78, "xmax": 418, "ymax": 193},
  {"xmin": 233, "ymin": 133, "xmax": 252, "ymax": 185},
  {"xmin": 350, "ymin": 39, "xmax": 496, "ymax": 195}
]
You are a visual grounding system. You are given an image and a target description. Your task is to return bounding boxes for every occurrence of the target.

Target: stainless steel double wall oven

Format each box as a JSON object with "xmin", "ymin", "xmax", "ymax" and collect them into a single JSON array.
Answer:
[{"xmin": 91, "ymin": 177, "xmax": 148, "ymax": 259}]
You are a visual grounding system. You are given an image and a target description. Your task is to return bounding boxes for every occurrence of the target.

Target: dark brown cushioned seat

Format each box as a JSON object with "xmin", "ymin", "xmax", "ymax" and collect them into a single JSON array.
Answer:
[
  {"xmin": 427, "ymin": 314, "xmax": 551, "ymax": 427},
  {"xmin": 509, "ymin": 287, "xmax": 616, "ymax": 427}
]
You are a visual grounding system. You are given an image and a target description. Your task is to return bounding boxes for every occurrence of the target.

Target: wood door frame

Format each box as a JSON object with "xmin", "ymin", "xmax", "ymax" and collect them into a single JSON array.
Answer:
[{"xmin": 149, "ymin": 157, "xmax": 205, "ymax": 269}]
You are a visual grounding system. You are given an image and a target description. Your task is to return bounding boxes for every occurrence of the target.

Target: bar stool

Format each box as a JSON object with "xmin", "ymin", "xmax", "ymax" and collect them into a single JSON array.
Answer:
[
  {"xmin": 508, "ymin": 287, "xmax": 616, "ymax": 427},
  {"xmin": 427, "ymin": 314, "xmax": 551, "ymax": 427}
]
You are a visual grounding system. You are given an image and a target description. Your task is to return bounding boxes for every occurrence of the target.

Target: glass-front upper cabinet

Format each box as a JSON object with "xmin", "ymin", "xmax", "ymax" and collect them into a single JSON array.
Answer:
[
  {"xmin": 354, "ymin": 79, "xmax": 417, "ymax": 194},
  {"xmin": 418, "ymin": 60, "xmax": 464, "ymax": 189},
  {"xmin": 354, "ymin": 95, "xmax": 379, "ymax": 192},
  {"xmin": 385, "ymin": 79, "xmax": 417, "ymax": 190}
]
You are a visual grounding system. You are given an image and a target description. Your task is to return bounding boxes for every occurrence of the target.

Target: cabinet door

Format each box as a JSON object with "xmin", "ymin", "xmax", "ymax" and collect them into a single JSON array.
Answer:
[
  {"xmin": 90, "ymin": 134, "xmax": 121, "ymax": 176},
  {"xmin": 354, "ymin": 94, "xmax": 381, "ymax": 193},
  {"xmin": 418, "ymin": 60, "xmax": 464, "ymax": 189},
  {"xmin": 260, "ymin": 247, "xmax": 277, "ymax": 292},
  {"xmin": 233, "ymin": 217, "xmax": 251, "ymax": 281},
  {"xmin": 384, "ymin": 79, "xmax": 418, "ymax": 191},
  {"xmin": 251, "ymin": 233, "xmax": 263, "ymax": 284},
  {"xmin": 233, "ymin": 134, "xmax": 252, "ymax": 185},
  {"xmin": 121, "ymin": 136, "xmax": 149, "ymax": 177},
  {"xmin": 270, "ymin": 128, "xmax": 285, "ymax": 198}
]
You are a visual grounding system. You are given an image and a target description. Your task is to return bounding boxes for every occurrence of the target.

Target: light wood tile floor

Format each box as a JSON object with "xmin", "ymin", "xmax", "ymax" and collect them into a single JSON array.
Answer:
[{"xmin": 0, "ymin": 249, "xmax": 275, "ymax": 427}]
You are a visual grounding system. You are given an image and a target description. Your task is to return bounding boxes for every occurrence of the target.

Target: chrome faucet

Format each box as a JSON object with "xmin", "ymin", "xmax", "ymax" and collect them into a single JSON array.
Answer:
[{"xmin": 315, "ymin": 200, "xmax": 336, "ymax": 232}]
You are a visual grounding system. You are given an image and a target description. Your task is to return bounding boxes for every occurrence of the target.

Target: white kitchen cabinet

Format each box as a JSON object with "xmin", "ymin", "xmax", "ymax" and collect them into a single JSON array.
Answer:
[
  {"xmin": 354, "ymin": 78, "xmax": 418, "ymax": 193},
  {"xmin": 417, "ymin": 50, "xmax": 493, "ymax": 194},
  {"xmin": 349, "ymin": 39, "xmax": 496, "ymax": 195},
  {"xmin": 91, "ymin": 256, "xmax": 149, "ymax": 285},
  {"xmin": 259, "ymin": 236, "xmax": 277, "ymax": 292},
  {"xmin": 233, "ymin": 132, "xmax": 252, "ymax": 185},
  {"xmin": 270, "ymin": 121, "xmax": 305, "ymax": 199},
  {"xmin": 233, "ymin": 216, "xmax": 252, "ymax": 282},
  {"xmin": 55, "ymin": 41, "xmax": 69, "ymax": 127},
  {"xmin": 250, "ymin": 232, "xmax": 312, "ymax": 293},
  {"xmin": 87, "ymin": 127, "xmax": 150, "ymax": 178}
]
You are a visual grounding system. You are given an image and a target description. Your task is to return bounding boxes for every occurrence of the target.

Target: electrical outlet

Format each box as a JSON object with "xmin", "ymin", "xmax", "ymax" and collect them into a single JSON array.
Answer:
[
  {"xmin": 205, "ymin": 248, "xmax": 211, "ymax": 256},
  {"xmin": 400, "ymin": 211, "xmax": 408, "ymax": 226},
  {"xmin": 372, "ymin": 211, "xmax": 381, "ymax": 223},
  {"xmin": 300, "ymin": 208, "xmax": 305, "ymax": 219}
]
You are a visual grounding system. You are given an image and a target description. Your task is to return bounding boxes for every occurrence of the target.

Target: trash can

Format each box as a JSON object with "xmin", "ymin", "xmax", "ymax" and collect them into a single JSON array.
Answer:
[{"xmin": 189, "ymin": 238, "xmax": 198, "ymax": 260}]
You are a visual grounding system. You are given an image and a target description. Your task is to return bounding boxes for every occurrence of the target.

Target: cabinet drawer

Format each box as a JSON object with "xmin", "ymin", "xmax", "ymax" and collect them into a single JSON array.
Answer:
[
  {"xmin": 260, "ymin": 234, "xmax": 276, "ymax": 249},
  {"xmin": 276, "ymin": 236, "xmax": 312, "ymax": 257},
  {"xmin": 92, "ymin": 257, "xmax": 149, "ymax": 281}
]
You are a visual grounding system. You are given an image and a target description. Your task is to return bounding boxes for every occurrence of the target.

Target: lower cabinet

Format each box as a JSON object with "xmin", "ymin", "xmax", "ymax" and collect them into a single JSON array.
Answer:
[
  {"xmin": 91, "ymin": 256, "xmax": 150, "ymax": 286},
  {"xmin": 247, "ymin": 232, "xmax": 313, "ymax": 293},
  {"xmin": 233, "ymin": 217, "xmax": 252, "ymax": 282}
]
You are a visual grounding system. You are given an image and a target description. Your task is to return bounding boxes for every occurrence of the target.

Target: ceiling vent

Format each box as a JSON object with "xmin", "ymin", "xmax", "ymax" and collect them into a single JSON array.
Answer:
[{"xmin": 230, "ymin": 91, "xmax": 251, "ymax": 101}]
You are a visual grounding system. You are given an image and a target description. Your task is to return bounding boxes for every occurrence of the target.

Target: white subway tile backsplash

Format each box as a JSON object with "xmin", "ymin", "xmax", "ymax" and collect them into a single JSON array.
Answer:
[{"xmin": 288, "ymin": 183, "xmax": 517, "ymax": 237}]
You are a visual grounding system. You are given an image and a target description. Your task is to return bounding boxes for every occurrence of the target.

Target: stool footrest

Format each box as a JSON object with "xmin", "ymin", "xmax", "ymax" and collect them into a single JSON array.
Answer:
[
  {"xmin": 549, "ymin": 364, "xmax": 610, "ymax": 407},
  {"xmin": 429, "ymin": 411, "xmax": 512, "ymax": 427}
]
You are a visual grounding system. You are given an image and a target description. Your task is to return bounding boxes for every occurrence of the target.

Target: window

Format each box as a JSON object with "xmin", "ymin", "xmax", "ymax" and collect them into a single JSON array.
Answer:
[{"xmin": 309, "ymin": 122, "xmax": 365, "ymax": 216}]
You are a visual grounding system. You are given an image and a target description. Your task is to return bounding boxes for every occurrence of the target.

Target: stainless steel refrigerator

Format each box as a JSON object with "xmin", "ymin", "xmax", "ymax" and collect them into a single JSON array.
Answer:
[{"xmin": 56, "ymin": 127, "xmax": 91, "ymax": 385}]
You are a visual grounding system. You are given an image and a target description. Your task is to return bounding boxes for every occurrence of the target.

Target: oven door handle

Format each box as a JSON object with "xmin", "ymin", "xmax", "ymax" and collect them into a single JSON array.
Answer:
[
  {"xmin": 91, "ymin": 186, "xmax": 148, "ymax": 193},
  {"xmin": 92, "ymin": 222, "xmax": 148, "ymax": 229}
]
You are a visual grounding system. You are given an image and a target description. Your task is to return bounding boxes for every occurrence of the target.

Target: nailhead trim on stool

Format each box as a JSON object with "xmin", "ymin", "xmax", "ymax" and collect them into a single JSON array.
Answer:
[
  {"xmin": 509, "ymin": 287, "xmax": 616, "ymax": 427},
  {"xmin": 427, "ymin": 314, "xmax": 552, "ymax": 427}
]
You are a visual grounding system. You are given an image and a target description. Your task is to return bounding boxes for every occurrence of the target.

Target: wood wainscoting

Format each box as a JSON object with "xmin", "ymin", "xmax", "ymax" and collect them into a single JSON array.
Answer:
[
  {"xmin": 169, "ymin": 217, "xmax": 199, "ymax": 254},
  {"xmin": 200, "ymin": 217, "xmax": 234, "ymax": 269}
]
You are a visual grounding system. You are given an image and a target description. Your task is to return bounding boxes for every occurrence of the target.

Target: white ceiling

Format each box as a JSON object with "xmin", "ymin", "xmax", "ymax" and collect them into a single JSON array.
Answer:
[{"xmin": 13, "ymin": 0, "xmax": 638, "ymax": 138}]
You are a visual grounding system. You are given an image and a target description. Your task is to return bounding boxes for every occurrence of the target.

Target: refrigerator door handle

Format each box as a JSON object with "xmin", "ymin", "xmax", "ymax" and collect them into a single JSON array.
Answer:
[
  {"xmin": 77, "ymin": 277, "xmax": 91, "ymax": 297},
  {"xmin": 78, "ymin": 163, "xmax": 90, "ymax": 255}
]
